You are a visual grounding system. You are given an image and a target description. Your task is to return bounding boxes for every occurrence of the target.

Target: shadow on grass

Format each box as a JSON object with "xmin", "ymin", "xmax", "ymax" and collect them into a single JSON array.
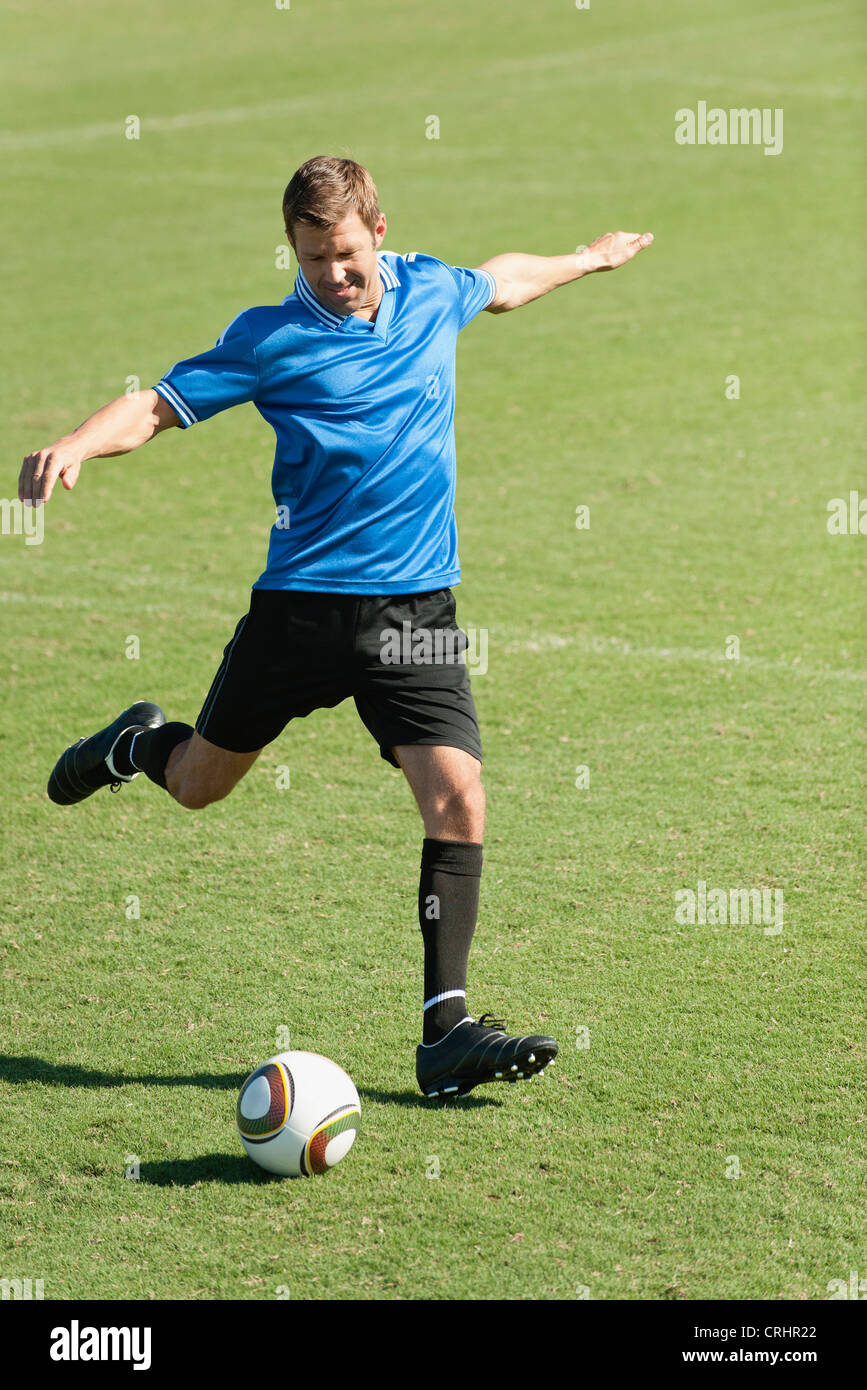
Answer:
[
  {"xmin": 1, "ymin": 1060, "xmax": 499, "ymax": 1108},
  {"xmin": 0, "ymin": 1055, "xmax": 246, "ymax": 1090},
  {"xmin": 138, "ymin": 1154, "xmax": 278, "ymax": 1187},
  {"xmin": 359, "ymin": 1086, "xmax": 497, "ymax": 1109}
]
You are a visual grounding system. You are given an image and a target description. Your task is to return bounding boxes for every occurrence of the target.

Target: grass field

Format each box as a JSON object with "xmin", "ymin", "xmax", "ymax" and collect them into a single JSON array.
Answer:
[{"xmin": 1, "ymin": 0, "xmax": 864, "ymax": 1301}]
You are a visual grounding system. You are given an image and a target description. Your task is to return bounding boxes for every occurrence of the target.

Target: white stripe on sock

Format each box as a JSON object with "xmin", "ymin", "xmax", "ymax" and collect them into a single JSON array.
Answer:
[{"xmin": 423, "ymin": 989, "xmax": 466, "ymax": 1012}]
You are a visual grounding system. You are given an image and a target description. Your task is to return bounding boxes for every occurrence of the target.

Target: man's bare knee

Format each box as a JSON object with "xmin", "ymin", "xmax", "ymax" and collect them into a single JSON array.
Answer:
[
  {"xmin": 172, "ymin": 780, "xmax": 227, "ymax": 811},
  {"xmin": 444, "ymin": 780, "xmax": 484, "ymax": 819},
  {"xmin": 164, "ymin": 734, "xmax": 261, "ymax": 810},
  {"xmin": 433, "ymin": 780, "xmax": 485, "ymax": 840}
]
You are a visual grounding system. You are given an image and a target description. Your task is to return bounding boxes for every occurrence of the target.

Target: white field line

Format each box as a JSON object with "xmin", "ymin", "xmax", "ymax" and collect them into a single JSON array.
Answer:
[
  {"xmin": 491, "ymin": 0, "xmax": 859, "ymax": 77},
  {"xmin": 2, "ymin": 591, "xmax": 863, "ymax": 682},
  {"xmin": 1, "ymin": 3, "xmax": 860, "ymax": 152},
  {"xmin": 485, "ymin": 629, "xmax": 867, "ymax": 682},
  {"xmin": 0, "ymin": 97, "xmax": 317, "ymax": 151}
]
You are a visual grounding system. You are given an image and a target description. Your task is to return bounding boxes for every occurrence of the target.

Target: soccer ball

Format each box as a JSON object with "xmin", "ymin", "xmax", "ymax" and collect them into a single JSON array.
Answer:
[{"xmin": 237, "ymin": 1050, "xmax": 361, "ymax": 1178}]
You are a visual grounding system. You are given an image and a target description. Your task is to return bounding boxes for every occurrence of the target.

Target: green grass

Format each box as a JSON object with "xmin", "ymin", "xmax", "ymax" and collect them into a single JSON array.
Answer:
[{"xmin": 1, "ymin": 0, "xmax": 864, "ymax": 1300}]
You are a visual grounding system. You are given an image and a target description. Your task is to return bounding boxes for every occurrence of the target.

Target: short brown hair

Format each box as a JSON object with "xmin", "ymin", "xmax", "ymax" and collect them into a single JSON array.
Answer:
[{"xmin": 282, "ymin": 156, "xmax": 381, "ymax": 244}]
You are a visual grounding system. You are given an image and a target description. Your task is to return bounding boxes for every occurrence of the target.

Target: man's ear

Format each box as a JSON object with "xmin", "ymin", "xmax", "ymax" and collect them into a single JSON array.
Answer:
[{"xmin": 373, "ymin": 212, "xmax": 387, "ymax": 248}]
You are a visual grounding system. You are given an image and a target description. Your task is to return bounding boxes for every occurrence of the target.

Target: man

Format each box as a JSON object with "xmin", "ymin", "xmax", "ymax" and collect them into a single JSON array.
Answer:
[{"xmin": 19, "ymin": 156, "xmax": 652, "ymax": 1098}]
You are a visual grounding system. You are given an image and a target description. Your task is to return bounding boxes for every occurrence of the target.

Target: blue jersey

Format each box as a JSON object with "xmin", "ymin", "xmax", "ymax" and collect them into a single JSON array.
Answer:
[{"xmin": 154, "ymin": 251, "xmax": 497, "ymax": 593}]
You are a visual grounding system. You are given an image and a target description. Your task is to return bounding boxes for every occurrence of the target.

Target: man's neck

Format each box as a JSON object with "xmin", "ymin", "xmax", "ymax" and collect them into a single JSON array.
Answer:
[{"xmin": 352, "ymin": 276, "xmax": 383, "ymax": 324}]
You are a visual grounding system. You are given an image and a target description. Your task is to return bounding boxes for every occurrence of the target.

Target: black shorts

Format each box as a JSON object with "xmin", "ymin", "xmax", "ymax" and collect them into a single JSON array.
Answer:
[{"xmin": 194, "ymin": 587, "xmax": 482, "ymax": 769}]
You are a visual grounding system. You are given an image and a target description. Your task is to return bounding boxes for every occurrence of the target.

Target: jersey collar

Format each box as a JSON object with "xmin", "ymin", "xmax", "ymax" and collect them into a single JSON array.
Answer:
[{"xmin": 293, "ymin": 251, "xmax": 399, "ymax": 331}]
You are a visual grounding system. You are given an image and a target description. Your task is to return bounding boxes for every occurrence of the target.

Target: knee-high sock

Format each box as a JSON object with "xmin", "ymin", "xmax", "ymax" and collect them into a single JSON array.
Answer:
[{"xmin": 418, "ymin": 837, "xmax": 482, "ymax": 1043}]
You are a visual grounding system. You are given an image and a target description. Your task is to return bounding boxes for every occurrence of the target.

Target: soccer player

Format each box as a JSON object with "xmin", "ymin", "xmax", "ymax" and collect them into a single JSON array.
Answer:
[{"xmin": 19, "ymin": 156, "xmax": 652, "ymax": 1098}]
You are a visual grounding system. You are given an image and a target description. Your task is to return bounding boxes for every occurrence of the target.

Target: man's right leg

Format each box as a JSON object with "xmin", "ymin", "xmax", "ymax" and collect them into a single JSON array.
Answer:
[
  {"xmin": 47, "ymin": 598, "xmax": 266, "ymax": 809},
  {"xmin": 46, "ymin": 706, "xmax": 262, "ymax": 810},
  {"xmin": 46, "ymin": 589, "xmax": 355, "ymax": 810}
]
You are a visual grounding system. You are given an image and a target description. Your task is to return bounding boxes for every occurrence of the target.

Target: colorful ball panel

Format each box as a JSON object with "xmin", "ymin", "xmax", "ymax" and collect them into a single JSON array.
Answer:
[
  {"xmin": 303, "ymin": 1106, "xmax": 361, "ymax": 1176},
  {"xmin": 236, "ymin": 1061, "xmax": 293, "ymax": 1142}
]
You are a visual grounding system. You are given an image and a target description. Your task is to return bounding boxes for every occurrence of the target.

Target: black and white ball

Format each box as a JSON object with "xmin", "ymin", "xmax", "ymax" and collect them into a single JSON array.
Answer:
[{"xmin": 237, "ymin": 1050, "xmax": 361, "ymax": 1178}]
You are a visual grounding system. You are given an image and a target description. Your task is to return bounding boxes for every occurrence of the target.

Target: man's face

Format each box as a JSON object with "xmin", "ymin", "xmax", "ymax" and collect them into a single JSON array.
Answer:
[{"xmin": 292, "ymin": 211, "xmax": 387, "ymax": 317}]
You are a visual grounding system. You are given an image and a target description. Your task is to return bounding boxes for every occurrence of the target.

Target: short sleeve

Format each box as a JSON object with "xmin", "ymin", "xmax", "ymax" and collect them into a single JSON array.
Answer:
[
  {"xmin": 444, "ymin": 264, "xmax": 497, "ymax": 330},
  {"xmin": 153, "ymin": 312, "xmax": 259, "ymax": 428}
]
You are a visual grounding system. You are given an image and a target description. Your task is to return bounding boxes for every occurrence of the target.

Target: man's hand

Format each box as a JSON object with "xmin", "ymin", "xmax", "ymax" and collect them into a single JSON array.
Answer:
[
  {"xmin": 18, "ymin": 439, "xmax": 84, "ymax": 507},
  {"xmin": 580, "ymin": 230, "xmax": 654, "ymax": 274},
  {"xmin": 18, "ymin": 389, "xmax": 180, "ymax": 506}
]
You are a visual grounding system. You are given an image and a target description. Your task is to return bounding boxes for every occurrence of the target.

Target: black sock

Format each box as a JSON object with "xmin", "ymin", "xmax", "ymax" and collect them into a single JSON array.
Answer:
[
  {"xmin": 418, "ymin": 837, "xmax": 483, "ymax": 1044},
  {"xmin": 128, "ymin": 722, "xmax": 194, "ymax": 789}
]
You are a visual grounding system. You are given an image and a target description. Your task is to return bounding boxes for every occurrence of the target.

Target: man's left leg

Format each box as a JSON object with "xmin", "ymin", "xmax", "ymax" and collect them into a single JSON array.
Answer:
[
  {"xmin": 394, "ymin": 743, "xmax": 558, "ymax": 1098},
  {"xmin": 393, "ymin": 744, "xmax": 485, "ymax": 1043}
]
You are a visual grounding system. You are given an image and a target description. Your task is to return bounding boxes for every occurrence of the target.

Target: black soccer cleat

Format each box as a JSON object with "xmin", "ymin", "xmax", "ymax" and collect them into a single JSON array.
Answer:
[
  {"xmin": 46, "ymin": 701, "xmax": 166, "ymax": 805},
  {"xmin": 416, "ymin": 1014, "xmax": 559, "ymax": 1099}
]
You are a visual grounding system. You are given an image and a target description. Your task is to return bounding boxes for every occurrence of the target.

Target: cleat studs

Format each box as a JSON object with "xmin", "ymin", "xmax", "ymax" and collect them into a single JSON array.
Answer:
[
  {"xmin": 494, "ymin": 1071, "xmax": 503, "ymax": 1078},
  {"xmin": 443, "ymin": 1085, "xmax": 459, "ymax": 1093},
  {"xmin": 510, "ymin": 1064, "xmax": 518, "ymax": 1072},
  {"xmin": 528, "ymin": 1054, "xmax": 535, "ymax": 1064}
]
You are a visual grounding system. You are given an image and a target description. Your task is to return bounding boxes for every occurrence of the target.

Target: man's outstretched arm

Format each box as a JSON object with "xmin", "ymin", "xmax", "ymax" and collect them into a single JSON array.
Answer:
[
  {"xmin": 478, "ymin": 230, "xmax": 653, "ymax": 314},
  {"xmin": 18, "ymin": 389, "xmax": 181, "ymax": 506}
]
